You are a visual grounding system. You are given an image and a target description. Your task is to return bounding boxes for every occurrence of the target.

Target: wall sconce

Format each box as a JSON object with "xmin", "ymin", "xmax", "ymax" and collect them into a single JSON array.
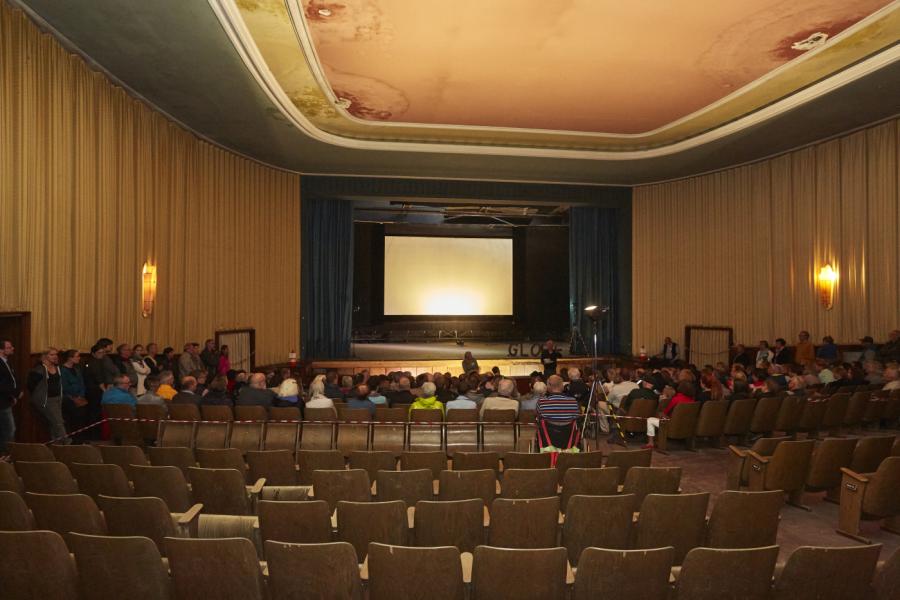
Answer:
[
  {"xmin": 141, "ymin": 262, "xmax": 157, "ymax": 318},
  {"xmin": 817, "ymin": 264, "xmax": 837, "ymax": 310}
]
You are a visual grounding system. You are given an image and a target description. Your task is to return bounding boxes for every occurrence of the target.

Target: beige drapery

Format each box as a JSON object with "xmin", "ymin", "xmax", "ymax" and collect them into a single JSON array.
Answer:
[
  {"xmin": 633, "ymin": 118, "xmax": 900, "ymax": 352},
  {"xmin": 0, "ymin": 5, "xmax": 301, "ymax": 365}
]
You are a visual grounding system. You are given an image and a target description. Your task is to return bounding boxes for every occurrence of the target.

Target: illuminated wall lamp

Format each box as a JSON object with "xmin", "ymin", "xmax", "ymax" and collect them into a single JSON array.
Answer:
[
  {"xmin": 817, "ymin": 264, "xmax": 837, "ymax": 310},
  {"xmin": 141, "ymin": 262, "xmax": 157, "ymax": 318}
]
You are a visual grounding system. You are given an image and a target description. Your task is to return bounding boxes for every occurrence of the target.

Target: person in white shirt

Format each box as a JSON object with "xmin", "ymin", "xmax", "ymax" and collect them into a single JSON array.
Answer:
[
  {"xmin": 755, "ymin": 341, "xmax": 774, "ymax": 367},
  {"xmin": 604, "ymin": 370, "xmax": 639, "ymax": 410},
  {"xmin": 480, "ymin": 378, "xmax": 519, "ymax": 417},
  {"xmin": 882, "ymin": 366, "xmax": 900, "ymax": 391},
  {"xmin": 304, "ymin": 375, "xmax": 335, "ymax": 410}
]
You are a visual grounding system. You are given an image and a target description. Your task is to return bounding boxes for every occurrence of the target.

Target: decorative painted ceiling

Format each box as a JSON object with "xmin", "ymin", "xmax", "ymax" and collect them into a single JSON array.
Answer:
[{"xmin": 217, "ymin": 0, "xmax": 899, "ymax": 155}]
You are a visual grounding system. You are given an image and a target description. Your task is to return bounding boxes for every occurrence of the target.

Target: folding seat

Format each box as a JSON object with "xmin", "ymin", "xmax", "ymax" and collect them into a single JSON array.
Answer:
[
  {"xmin": 97, "ymin": 495, "xmax": 201, "ymax": 551},
  {"xmin": 439, "ymin": 468, "xmax": 496, "ymax": 507},
  {"xmin": 796, "ymin": 398, "xmax": 827, "ymax": 439},
  {"xmin": 453, "ymin": 450, "xmax": 500, "ymax": 475},
  {"xmin": 231, "ymin": 405, "xmax": 267, "ymax": 453},
  {"xmin": 471, "ymin": 546, "xmax": 568, "ymax": 600},
  {"xmin": 874, "ymin": 547, "xmax": 900, "ymax": 600},
  {"xmin": 705, "ymin": 490, "xmax": 783, "ymax": 548},
  {"xmin": 863, "ymin": 395, "xmax": 888, "ymax": 429},
  {"xmin": 502, "ymin": 451, "xmax": 551, "ymax": 471},
  {"xmin": 489, "ymin": 496, "xmax": 560, "ymax": 549},
  {"xmin": 746, "ymin": 439, "xmax": 815, "ymax": 508},
  {"xmin": 693, "ymin": 400, "xmax": 727, "ymax": 445},
  {"xmin": 105, "ymin": 403, "xmax": 144, "ymax": 446},
  {"xmin": 160, "ymin": 404, "xmax": 199, "ymax": 448},
  {"xmin": 187, "ymin": 467, "xmax": 264, "ymax": 516},
  {"xmin": 634, "ymin": 492, "xmax": 710, "ymax": 565},
  {"xmin": 264, "ymin": 406, "xmax": 300, "ymax": 452},
  {"xmin": 555, "ymin": 450, "xmax": 604, "ymax": 484},
  {"xmin": 51, "ymin": 443, "xmax": 102, "ymax": 467},
  {"xmin": 656, "ymin": 402, "xmax": 701, "ymax": 451},
  {"xmin": 408, "ymin": 408, "xmax": 443, "ymax": 451},
  {"xmin": 750, "ymin": 395, "xmax": 783, "ymax": 438},
  {"xmin": 773, "ymin": 544, "xmax": 881, "ymax": 600},
  {"xmin": 804, "ymin": 437, "xmax": 858, "ymax": 500},
  {"xmin": 312, "ymin": 469, "xmax": 371, "ymax": 513},
  {"xmin": 147, "ymin": 445, "xmax": 196, "ymax": 476},
  {"xmin": 297, "ymin": 448, "xmax": 345, "ymax": 484},
  {"xmin": 336, "ymin": 500, "xmax": 408, "ymax": 561},
  {"xmin": 7, "ymin": 441, "xmax": 54, "ymax": 462},
  {"xmin": 572, "ymin": 546, "xmax": 673, "ymax": 600},
  {"xmin": 820, "ymin": 392, "xmax": 850, "ymax": 435},
  {"xmin": 446, "ymin": 409, "xmax": 480, "ymax": 455},
  {"xmin": 70, "ymin": 462, "xmax": 132, "ymax": 500},
  {"xmin": 676, "ymin": 546, "xmax": 778, "ymax": 600},
  {"xmin": 264, "ymin": 540, "xmax": 363, "ymax": 600},
  {"xmin": 843, "ymin": 391, "xmax": 871, "ymax": 431},
  {"xmin": 25, "ymin": 492, "xmax": 107, "ymax": 542},
  {"xmin": 336, "ymin": 407, "xmax": 372, "ymax": 456},
  {"xmin": 881, "ymin": 393, "xmax": 900, "ymax": 429},
  {"xmin": 196, "ymin": 405, "xmax": 233, "ymax": 449},
  {"xmin": 401, "ymin": 450, "xmax": 446, "ymax": 480},
  {"xmin": 372, "ymin": 407, "xmax": 407, "ymax": 453},
  {"xmin": 481, "ymin": 409, "xmax": 516, "ymax": 454},
  {"xmin": 516, "ymin": 409, "xmax": 537, "ymax": 452},
  {"xmin": 196, "ymin": 447, "xmax": 247, "ymax": 480},
  {"xmin": 623, "ymin": 466, "xmax": 681, "ymax": 510},
  {"xmin": 15, "ymin": 460, "xmax": 78, "ymax": 494},
  {"xmin": 99, "ymin": 444, "xmax": 149, "ymax": 479},
  {"xmin": 413, "ymin": 499, "xmax": 484, "ymax": 553},
  {"xmin": 0, "ymin": 531, "xmax": 79, "ymax": 599},
  {"xmin": 721, "ymin": 398, "xmax": 757, "ymax": 444},
  {"xmin": 368, "ymin": 543, "xmax": 465, "ymax": 600},
  {"xmin": 257, "ymin": 499, "xmax": 333, "ymax": 546},
  {"xmin": 166, "ymin": 537, "xmax": 265, "ymax": 600},
  {"xmin": 726, "ymin": 436, "xmax": 790, "ymax": 490},
  {"xmin": 773, "ymin": 395, "xmax": 804, "ymax": 436},
  {"xmin": 562, "ymin": 494, "xmax": 634, "ymax": 564},
  {"xmin": 136, "ymin": 403, "xmax": 166, "ymax": 445},
  {"xmin": 300, "ymin": 407, "xmax": 337, "ymax": 450},
  {"xmin": 246, "ymin": 449, "xmax": 299, "ymax": 485},
  {"xmin": 500, "ymin": 467, "xmax": 558, "ymax": 499},
  {"xmin": 836, "ymin": 456, "xmax": 900, "ymax": 543},
  {"xmin": 130, "ymin": 464, "xmax": 193, "ymax": 512},
  {"xmin": 622, "ymin": 397, "xmax": 658, "ymax": 439},
  {"xmin": 349, "ymin": 450, "xmax": 396, "ymax": 482},
  {"xmin": 849, "ymin": 435, "xmax": 895, "ymax": 473},
  {"xmin": 376, "ymin": 468, "xmax": 433, "ymax": 506},
  {"xmin": 68, "ymin": 533, "xmax": 170, "ymax": 600},
  {"xmin": 0, "ymin": 460, "xmax": 23, "ymax": 493},
  {"xmin": 604, "ymin": 447, "xmax": 651, "ymax": 484},
  {"xmin": 0, "ymin": 490, "xmax": 33, "ymax": 530},
  {"xmin": 560, "ymin": 467, "xmax": 619, "ymax": 512}
]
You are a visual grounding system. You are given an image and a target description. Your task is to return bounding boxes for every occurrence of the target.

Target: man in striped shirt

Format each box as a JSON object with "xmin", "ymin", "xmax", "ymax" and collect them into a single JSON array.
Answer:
[{"xmin": 536, "ymin": 375, "xmax": 582, "ymax": 449}]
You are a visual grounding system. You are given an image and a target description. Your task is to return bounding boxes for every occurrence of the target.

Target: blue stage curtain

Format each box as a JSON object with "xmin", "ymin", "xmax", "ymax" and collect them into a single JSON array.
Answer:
[
  {"xmin": 569, "ymin": 206, "xmax": 621, "ymax": 355},
  {"xmin": 301, "ymin": 197, "xmax": 354, "ymax": 359}
]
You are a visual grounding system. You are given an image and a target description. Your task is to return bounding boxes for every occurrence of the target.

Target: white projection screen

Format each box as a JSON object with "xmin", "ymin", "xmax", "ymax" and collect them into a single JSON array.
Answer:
[{"xmin": 384, "ymin": 236, "xmax": 513, "ymax": 315}]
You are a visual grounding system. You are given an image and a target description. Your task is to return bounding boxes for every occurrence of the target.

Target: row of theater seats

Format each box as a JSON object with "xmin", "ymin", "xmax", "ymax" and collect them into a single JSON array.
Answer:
[{"xmin": 2, "ymin": 529, "xmax": 897, "ymax": 600}]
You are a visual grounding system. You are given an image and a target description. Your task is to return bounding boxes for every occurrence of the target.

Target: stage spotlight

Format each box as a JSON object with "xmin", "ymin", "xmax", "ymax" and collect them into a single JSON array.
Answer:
[{"xmin": 584, "ymin": 305, "xmax": 598, "ymax": 312}]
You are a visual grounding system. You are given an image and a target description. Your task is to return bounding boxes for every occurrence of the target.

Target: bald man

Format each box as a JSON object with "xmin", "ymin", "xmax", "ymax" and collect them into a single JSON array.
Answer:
[{"xmin": 236, "ymin": 372, "xmax": 276, "ymax": 408}]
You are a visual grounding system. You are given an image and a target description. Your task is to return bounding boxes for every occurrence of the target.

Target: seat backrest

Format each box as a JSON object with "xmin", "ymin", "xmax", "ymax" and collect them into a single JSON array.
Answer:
[
  {"xmin": 168, "ymin": 403, "xmax": 201, "ymax": 420},
  {"xmin": 666, "ymin": 402, "xmax": 701, "ymax": 439},
  {"xmin": 489, "ymin": 496, "xmax": 560, "ymax": 549},
  {"xmin": 376, "ymin": 468, "xmax": 433, "ymax": 506},
  {"xmin": 372, "ymin": 409, "xmax": 407, "ymax": 453},
  {"xmin": 98, "ymin": 445, "xmax": 149, "ymax": 479},
  {"xmin": 635, "ymin": 492, "xmax": 710, "ymax": 565},
  {"xmin": 263, "ymin": 419, "xmax": 299, "ymax": 453},
  {"xmin": 105, "ymin": 404, "xmax": 143, "ymax": 445},
  {"xmin": 195, "ymin": 448, "xmax": 246, "ymax": 475},
  {"xmin": 147, "ymin": 446, "xmax": 196, "ymax": 476},
  {"xmin": 873, "ymin": 547, "xmax": 900, "ymax": 600},
  {"xmin": 0, "ymin": 460, "xmax": 23, "ymax": 494},
  {"xmin": 695, "ymin": 400, "xmax": 727, "ymax": 437},
  {"xmin": 562, "ymin": 494, "xmax": 634, "ymax": 564},
  {"xmin": 676, "ymin": 546, "xmax": 778, "ymax": 600},
  {"xmin": 51, "ymin": 444, "xmax": 103, "ymax": 467},
  {"xmin": 69, "ymin": 533, "xmax": 170, "ymax": 600},
  {"xmin": 862, "ymin": 456, "xmax": 900, "ymax": 516},
  {"xmin": 472, "ymin": 546, "xmax": 568, "ymax": 600},
  {"xmin": 349, "ymin": 450, "xmax": 396, "ymax": 482},
  {"xmin": 821, "ymin": 393, "xmax": 850, "ymax": 429},
  {"xmin": 246, "ymin": 450, "xmax": 298, "ymax": 486},
  {"xmin": 604, "ymin": 448, "xmax": 652, "ymax": 484},
  {"xmin": 187, "ymin": 467, "xmax": 251, "ymax": 515},
  {"xmin": 16, "ymin": 460, "xmax": 78, "ymax": 494},
  {"xmin": 410, "ymin": 408, "xmax": 443, "ymax": 422},
  {"xmin": 25, "ymin": 492, "xmax": 107, "ymax": 540},
  {"xmin": 0, "ymin": 530, "xmax": 79, "ymax": 599},
  {"xmin": 849, "ymin": 435, "xmax": 895, "ymax": 473},
  {"xmin": 336, "ymin": 500, "xmax": 408, "ymax": 561},
  {"xmin": 706, "ymin": 490, "xmax": 783, "ymax": 548},
  {"xmin": 257, "ymin": 499, "xmax": 332, "ymax": 545},
  {"xmin": 446, "ymin": 409, "xmax": 480, "ymax": 453},
  {"xmin": 312, "ymin": 469, "xmax": 371, "ymax": 513},
  {"xmin": 774, "ymin": 396, "xmax": 804, "ymax": 432},
  {"xmin": 622, "ymin": 466, "xmax": 682, "ymax": 510},
  {"xmin": 301, "ymin": 408, "xmax": 337, "ymax": 451},
  {"xmin": 368, "ymin": 543, "xmax": 464, "ymax": 600},
  {"xmin": 401, "ymin": 451, "xmax": 447, "ymax": 480},
  {"xmin": 453, "ymin": 451, "xmax": 500, "ymax": 474},
  {"xmin": 774, "ymin": 545, "xmax": 881, "ymax": 600},
  {"xmin": 750, "ymin": 396, "xmax": 783, "ymax": 433},
  {"xmin": 500, "ymin": 468, "xmax": 558, "ymax": 499},
  {"xmin": 70, "ymin": 462, "xmax": 132, "ymax": 500},
  {"xmin": 166, "ymin": 537, "xmax": 265, "ymax": 600},
  {"xmin": 297, "ymin": 449, "xmax": 345, "ymax": 484},
  {"xmin": 234, "ymin": 405, "xmax": 268, "ymax": 421},
  {"xmin": 502, "ymin": 452, "xmax": 551, "ymax": 470},
  {"xmin": 560, "ymin": 467, "xmax": 619, "ymax": 512},
  {"xmin": 572, "ymin": 546, "xmax": 673, "ymax": 600},
  {"xmin": 264, "ymin": 540, "xmax": 362, "ymax": 600},
  {"xmin": 97, "ymin": 495, "xmax": 177, "ymax": 550},
  {"xmin": 805, "ymin": 437, "xmax": 858, "ymax": 489},
  {"xmin": 439, "ymin": 468, "xmax": 495, "ymax": 507},
  {"xmin": 336, "ymin": 409, "xmax": 372, "ymax": 456},
  {"xmin": 8, "ymin": 442, "xmax": 55, "ymax": 462},
  {"xmin": 624, "ymin": 397, "xmax": 658, "ymax": 433},
  {"xmin": 270, "ymin": 406, "xmax": 302, "ymax": 421},
  {"xmin": 130, "ymin": 464, "xmax": 192, "ymax": 512},
  {"xmin": 766, "ymin": 439, "xmax": 815, "ymax": 491},
  {"xmin": 723, "ymin": 398, "xmax": 757, "ymax": 435},
  {"xmin": 375, "ymin": 407, "xmax": 408, "ymax": 422},
  {"xmin": 136, "ymin": 404, "xmax": 167, "ymax": 443},
  {"xmin": 844, "ymin": 392, "xmax": 870, "ymax": 426},
  {"xmin": 413, "ymin": 499, "xmax": 483, "ymax": 554},
  {"xmin": 556, "ymin": 451, "xmax": 605, "ymax": 484},
  {"xmin": 0, "ymin": 490, "xmax": 33, "ymax": 530}
]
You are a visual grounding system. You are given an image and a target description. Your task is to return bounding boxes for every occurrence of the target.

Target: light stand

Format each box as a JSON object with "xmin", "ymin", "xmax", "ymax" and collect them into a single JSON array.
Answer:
[{"xmin": 580, "ymin": 305, "xmax": 616, "ymax": 442}]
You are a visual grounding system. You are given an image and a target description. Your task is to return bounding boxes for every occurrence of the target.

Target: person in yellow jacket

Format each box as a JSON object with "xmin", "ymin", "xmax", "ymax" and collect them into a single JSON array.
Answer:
[
  {"xmin": 409, "ymin": 382, "xmax": 444, "ymax": 414},
  {"xmin": 156, "ymin": 370, "xmax": 178, "ymax": 402}
]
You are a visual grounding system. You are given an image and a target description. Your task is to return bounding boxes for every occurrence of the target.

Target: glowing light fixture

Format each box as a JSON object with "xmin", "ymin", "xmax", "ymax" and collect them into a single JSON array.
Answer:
[
  {"xmin": 817, "ymin": 264, "xmax": 837, "ymax": 310},
  {"xmin": 141, "ymin": 262, "xmax": 157, "ymax": 318},
  {"xmin": 584, "ymin": 305, "xmax": 598, "ymax": 312}
]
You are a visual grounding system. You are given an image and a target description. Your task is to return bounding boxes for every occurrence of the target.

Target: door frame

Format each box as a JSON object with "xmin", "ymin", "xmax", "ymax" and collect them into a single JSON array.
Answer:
[{"xmin": 215, "ymin": 328, "xmax": 256, "ymax": 371}]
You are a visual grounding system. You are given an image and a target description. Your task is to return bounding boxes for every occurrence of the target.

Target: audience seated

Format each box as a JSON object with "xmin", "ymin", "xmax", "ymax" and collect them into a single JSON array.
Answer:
[
  {"xmin": 236, "ymin": 373, "xmax": 276, "ymax": 408},
  {"xmin": 409, "ymin": 382, "xmax": 444, "ymax": 415},
  {"xmin": 480, "ymin": 379, "xmax": 519, "ymax": 416}
]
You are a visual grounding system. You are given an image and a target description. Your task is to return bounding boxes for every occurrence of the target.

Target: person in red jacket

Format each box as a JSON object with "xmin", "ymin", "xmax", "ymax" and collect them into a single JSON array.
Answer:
[{"xmin": 642, "ymin": 381, "xmax": 696, "ymax": 449}]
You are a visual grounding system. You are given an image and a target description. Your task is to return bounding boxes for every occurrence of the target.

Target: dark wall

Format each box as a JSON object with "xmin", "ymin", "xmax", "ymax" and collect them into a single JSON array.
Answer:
[{"xmin": 520, "ymin": 227, "xmax": 569, "ymax": 334}]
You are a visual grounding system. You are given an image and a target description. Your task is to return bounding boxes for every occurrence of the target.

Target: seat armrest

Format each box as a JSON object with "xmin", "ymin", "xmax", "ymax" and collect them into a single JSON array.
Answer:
[
  {"xmin": 839, "ymin": 468, "xmax": 869, "ymax": 483},
  {"xmin": 727, "ymin": 445, "xmax": 747, "ymax": 457},
  {"xmin": 248, "ymin": 478, "xmax": 266, "ymax": 495},
  {"xmin": 746, "ymin": 451, "xmax": 770, "ymax": 464},
  {"xmin": 175, "ymin": 503, "xmax": 203, "ymax": 537}
]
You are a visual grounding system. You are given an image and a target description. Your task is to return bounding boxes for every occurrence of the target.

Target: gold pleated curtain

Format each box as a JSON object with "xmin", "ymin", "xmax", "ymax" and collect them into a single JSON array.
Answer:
[
  {"xmin": 633, "ymin": 119, "xmax": 900, "ymax": 352},
  {"xmin": 0, "ymin": 4, "xmax": 301, "ymax": 365}
]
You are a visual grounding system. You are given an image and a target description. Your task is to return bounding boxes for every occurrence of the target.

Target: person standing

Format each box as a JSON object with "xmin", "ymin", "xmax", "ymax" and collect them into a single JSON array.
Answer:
[
  {"xmin": 144, "ymin": 343, "xmax": 161, "ymax": 375},
  {"xmin": 462, "ymin": 351, "xmax": 479, "ymax": 375},
  {"xmin": 131, "ymin": 344, "xmax": 152, "ymax": 395},
  {"xmin": 200, "ymin": 339, "xmax": 219, "ymax": 380},
  {"xmin": 178, "ymin": 343, "xmax": 203, "ymax": 380},
  {"xmin": 658, "ymin": 337, "xmax": 679, "ymax": 364},
  {"xmin": 540, "ymin": 340, "xmax": 562, "ymax": 377},
  {"xmin": 60, "ymin": 349, "xmax": 88, "ymax": 440},
  {"xmin": 0, "ymin": 339, "xmax": 21, "ymax": 453},
  {"xmin": 217, "ymin": 345, "xmax": 231, "ymax": 376},
  {"xmin": 27, "ymin": 348, "xmax": 70, "ymax": 444}
]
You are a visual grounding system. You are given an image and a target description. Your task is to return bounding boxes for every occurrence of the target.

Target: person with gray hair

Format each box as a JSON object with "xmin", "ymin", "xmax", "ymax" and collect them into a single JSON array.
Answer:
[
  {"xmin": 305, "ymin": 374, "xmax": 335, "ymax": 409},
  {"xmin": 28, "ymin": 348, "xmax": 71, "ymax": 443},
  {"xmin": 236, "ymin": 372, "xmax": 277, "ymax": 408},
  {"xmin": 409, "ymin": 381, "xmax": 444, "ymax": 414},
  {"xmin": 519, "ymin": 380, "xmax": 546, "ymax": 411},
  {"xmin": 480, "ymin": 378, "xmax": 519, "ymax": 417}
]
